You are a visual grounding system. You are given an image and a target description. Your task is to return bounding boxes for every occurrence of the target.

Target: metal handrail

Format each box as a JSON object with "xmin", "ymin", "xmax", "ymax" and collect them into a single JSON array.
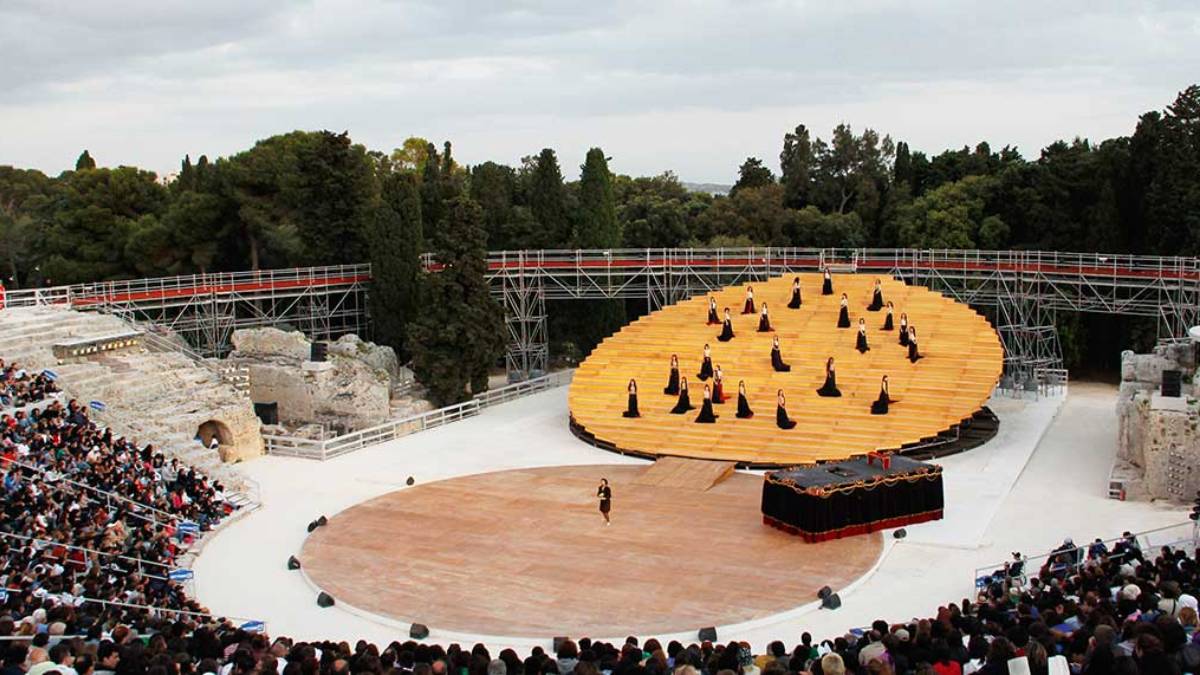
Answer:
[
  {"xmin": 0, "ymin": 531, "xmax": 175, "ymax": 577},
  {"xmin": 0, "ymin": 587, "xmax": 263, "ymax": 628},
  {"xmin": 264, "ymin": 370, "xmax": 574, "ymax": 460},
  {"xmin": 4, "ymin": 457, "xmax": 178, "ymax": 525}
]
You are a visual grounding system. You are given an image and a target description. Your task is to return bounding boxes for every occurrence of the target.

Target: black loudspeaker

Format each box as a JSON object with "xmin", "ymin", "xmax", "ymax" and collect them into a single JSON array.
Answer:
[
  {"xmin": 311, "ymin": 342, "xmax": 328, "ymax": 363},
  {"xmin": 894, "ymin": 528, "xmax": 907, "ymax": 539},
  {"xmin": 817, "ymin": 586, "xmax": 833, "ymax": 601},
  {"xmin": 253, "ymin": 402, "xmax": 279, "ymax": 426},
  {"xmin": 1163, "ymin": 370, "xmax": 1182, "ymax": 397},
  {"xmin": 698, "ymin": 627, "xmax": 717, "ymax": 642},
  {"xmin": 316, "ymin": 515, "xmax": 328, "ymax": 527},
  {"xmin": 316, "ymin": 592, "xmax": 335, "ymax": 608},
  {"xmin": 821, "ymin": 593, "xmax": 841, "ymax": 610},
  {"xmin": 406, "ymin": 476, "xmax": 415, "ymax": 486},
  {"xmin": 409, "ymin": 623, "xmax": 429, "ymax": 639},
  {"xmin": 287, "ymin": 556, "xmax": 301, "ymax": 570},
  {"xmin": 553, "ymin": 637, "xmax": 570, "ymax": 653}
]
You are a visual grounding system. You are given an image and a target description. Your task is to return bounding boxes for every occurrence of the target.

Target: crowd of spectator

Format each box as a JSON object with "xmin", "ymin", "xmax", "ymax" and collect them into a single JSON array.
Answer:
[
  {"xmin": 0, "ymin": 359, "xmax": 58, "ymax": 410},
  {"xmin": 0, "ymin": 394, "xmax": 235, "ymax": 644}
]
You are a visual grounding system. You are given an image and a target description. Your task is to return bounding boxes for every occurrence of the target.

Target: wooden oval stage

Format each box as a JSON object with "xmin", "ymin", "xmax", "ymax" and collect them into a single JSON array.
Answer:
[
  {"xmin": 569, "ymin": 274, "xmax": 1003, "ymax": 466},
  {"xmin": 299, "ymin": 464, "xmax": 882, "ymax": 638}
]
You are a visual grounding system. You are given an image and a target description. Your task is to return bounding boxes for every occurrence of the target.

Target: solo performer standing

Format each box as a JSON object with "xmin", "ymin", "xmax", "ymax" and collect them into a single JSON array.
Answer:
[{"xmin": 597, "ymin": 478, "xmax": 612, "ymax": 525}]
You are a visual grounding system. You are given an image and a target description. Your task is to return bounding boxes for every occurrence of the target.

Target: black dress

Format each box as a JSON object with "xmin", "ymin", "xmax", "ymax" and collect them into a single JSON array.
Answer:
[
  {"xmin": 598, "ymin": 486, "xmax": 611, "ymax": 514},
  {"xmin": 713, "ymin": 379, "xmax": 727, "ymax": 404},
  {"xmin": 837, "ymin": 305, "xmax": 851, "ymax": 328},
  {"xmin": 670, "ymin": 388, "xmax": 694, "ymax": 414},
  {"xmin": 908, "ymin": 340, "xmax": 922, "ymax": 363},
  {"xmin": 776, "ymin": 403, "xmax": 797, "ymax": 430},
  {"xmin": 757, "ymin": 313, "xmax": 772, "ymax": 332},
  {"xmin": 742, "ymin": 297, "xmax": 756, "ymax": 315},
  {"xmin": 882, "ymin": 312, "xmax": 894, "ymax": 331},
  {"xmin": 771, "ymin": 347, "xmax": 791, "ymax": 372},
  {"xmin": 817, "ymin": 370, "xmax": 842, "ymax": 397},
  {"xmin": 870, "ymin": 386, "xmax": 891, "ymax": 415},
  {"xmin": 707, "ymin": 304, "xmax": 719, "ymax": 325},
  {"xmin": 855, "ymin": 329, "xmax": 870, "ymax": 353},
  {"xmin": 717, "ymin": 319, "xmax": 735, "ymax": 342},
  {"xmin": 623, "ymin": 391, "xmax": 640, "ymax": 418},
  {"xmin": 899, "ymin": 325, "xmax": 910, "ymax": 346},
  {"xmin": 695, "ymin": 395, "xmax": 718, "ymax": 423},
  {"xmin": 663, "ymin": 367, "xmax": 680, "ymax": 395},
  {"xmin": 788, "ymin": 286, "xmax": 802, "ymax": 309},
  {"xmin": 736, "ymin": 392, "xmax": 754, "ymax": 418},
  {"xmin": 697, "ymin": 357, "xmax": 714, "ymax": 380},
  {"xmin": 822, "ymin": 275, "xmax": 833, "ymax": 295},
  {"xmin": 867, "ymin": 288, "xmax": 884, "ymax": 311}
]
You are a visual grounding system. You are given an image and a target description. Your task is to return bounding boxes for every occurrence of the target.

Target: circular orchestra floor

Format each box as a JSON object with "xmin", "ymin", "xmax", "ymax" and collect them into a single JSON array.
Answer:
[{"xmin": 299, "ymin": 464, "xmax": 883, "ymax": 638}]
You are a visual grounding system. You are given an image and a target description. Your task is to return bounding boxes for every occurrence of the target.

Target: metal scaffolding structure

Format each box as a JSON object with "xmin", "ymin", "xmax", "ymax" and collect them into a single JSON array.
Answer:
[{"xmin": 5, "ymin": 249, "xmax": 1199, "ymax": 381}]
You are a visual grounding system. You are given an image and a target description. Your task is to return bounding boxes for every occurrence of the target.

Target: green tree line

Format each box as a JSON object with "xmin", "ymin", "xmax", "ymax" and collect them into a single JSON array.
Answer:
[{"xmin": 2, "ymin": 86, "xmax": 1198, "ymax": 376}]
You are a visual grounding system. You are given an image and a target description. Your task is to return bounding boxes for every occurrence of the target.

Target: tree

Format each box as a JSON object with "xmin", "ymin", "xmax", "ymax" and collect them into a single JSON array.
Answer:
[
  {"xmin": 730, "ymin": 157, "xmax": 774, "ymax": 195},
  {"xmin": 896, "ymin": 175, "xmax": 1008, "ymax": 249},
  {"xmin": 526, "ymin": 148, "xmax": 569, "ymax": 246},
  {"xmin": 786, "ymin": 206, "xmax": 867, "ymax": 248},
  {"xmin": 289, "ymin": 130, "xmax": 377, "ymax": 264},
  {"xmin": 75, "ymin": 150, "xmax": 96, "ymax": 171},
  {"xmin": 369, "ymin": 172, "xmax": 423, "ymax": 359},
  {"xmin": 780, "ymin": 125, "xmax": 815, "ymax": 208},
  {"xmin": 390, "ymin": 137, "xmax": 433, "ymax": 174},
  {"xmin": 575, "ymin": 148, "xmax": 620, "ymax": 248},
  {"xmin": 695, "ymin": 184, "xmax": 794, "ymax": 246},
  {"xmin": 407, "ymin": 196, "xmax": 505, "ymax": 405}
]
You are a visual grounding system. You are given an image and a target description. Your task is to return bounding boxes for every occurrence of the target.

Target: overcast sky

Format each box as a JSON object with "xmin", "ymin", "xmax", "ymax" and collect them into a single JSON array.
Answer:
[{"xmin": 1, "ymin": 1, "xmax": 1197, "ymax": 183}]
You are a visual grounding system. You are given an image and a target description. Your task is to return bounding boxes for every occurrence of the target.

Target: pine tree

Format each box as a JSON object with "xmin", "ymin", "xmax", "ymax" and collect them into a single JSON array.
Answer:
[
  {"xmin": 780, "ymin": 125, "xmax": 815, "ymax": 208},
  {"xmin": 575, "ymin": 148, "xmax": 620, "ymax": 247},
  {"xmin": 407, "ymin": 196, "xmax": 505, "ymax": 405},
  {"xmin": 369, "ymin": 172, "xmax": 424, "ymax": 359},
  {"xmin": 75, "ymin": 150, "xmax": 96, "ymax": 171}
]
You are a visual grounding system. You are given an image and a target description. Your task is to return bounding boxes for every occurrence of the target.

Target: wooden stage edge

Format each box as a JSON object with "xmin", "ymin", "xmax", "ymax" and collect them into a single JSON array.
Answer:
[
  {"xmin": 299, "ymin": 465, "xmax": 883, "ymax": 638},
  {"xmin": 568, "ymin": 407, "xmax": 992, "ymax": 469}
]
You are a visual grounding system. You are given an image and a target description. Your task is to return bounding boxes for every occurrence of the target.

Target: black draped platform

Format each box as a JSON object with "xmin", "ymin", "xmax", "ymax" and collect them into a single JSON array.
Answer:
[{"xmin": 761, "ymin": 454, "xmax": 944, "ymax": 542}]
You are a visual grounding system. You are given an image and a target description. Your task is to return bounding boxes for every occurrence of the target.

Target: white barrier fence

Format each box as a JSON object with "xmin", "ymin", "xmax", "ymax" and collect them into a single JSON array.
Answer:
[{"xmin": 263, "ymin": 370, "xmax": 574, "ymax": 460}]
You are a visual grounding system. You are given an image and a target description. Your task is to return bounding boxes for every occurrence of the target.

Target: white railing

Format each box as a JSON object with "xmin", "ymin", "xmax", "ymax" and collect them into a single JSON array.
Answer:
[
  {"xmin": 972, "ymin": 521, "xmax": 1196, "ymax": 591},
  {"xmin": 264, "ymin": 370, "xmax": 574, "ymax": 460}
]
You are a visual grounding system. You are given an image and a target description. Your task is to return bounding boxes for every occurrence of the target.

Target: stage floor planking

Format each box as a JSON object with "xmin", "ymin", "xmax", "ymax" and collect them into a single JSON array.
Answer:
[
  {"xmin": 300, "ymin": 465, "xmax": 882, "ymax": 638},
  {"xmin": 632, "ymin": 457, "xmax": 736, "ymax": 490}
]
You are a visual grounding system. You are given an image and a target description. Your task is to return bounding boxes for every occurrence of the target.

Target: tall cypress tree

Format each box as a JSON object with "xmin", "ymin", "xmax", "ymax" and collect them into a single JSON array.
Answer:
[
  {"xmin": 75, "ymin": 150, "xmax": 96, "ymax": 171},
  {"xmin": 369, "ymin": 172, "xmax": 424, "ymax": 359},
  {"xmin": 527, "ymin": 148, "xmax": 568, "ymax": 247},
  {"xmin": 575, "ymin": 148, "xmax": 619, "ymax": 247},
  {"xmin": 407, "ymin": 196, "xmax": 505, "ymax": 405}
]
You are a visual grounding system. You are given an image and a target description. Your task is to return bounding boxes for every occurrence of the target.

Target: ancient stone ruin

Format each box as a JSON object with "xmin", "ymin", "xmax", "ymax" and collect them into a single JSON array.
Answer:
[
  {"xmin": 1115, "ymin": 342, "xmax": 1199, "ymax": 502},
  {"xmin": 229, "ymin": 328, "xmax": 431, "ymax": 436}
]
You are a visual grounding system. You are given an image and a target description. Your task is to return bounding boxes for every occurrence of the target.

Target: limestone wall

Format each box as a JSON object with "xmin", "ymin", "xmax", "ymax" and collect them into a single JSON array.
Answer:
[
  {"xmin": 1115, "ymin": 342, "xmax": 1199, "ymax": 502},
  {"xmin": 230, "ymin": 328, "xmax": 410, "ymax": 433}
]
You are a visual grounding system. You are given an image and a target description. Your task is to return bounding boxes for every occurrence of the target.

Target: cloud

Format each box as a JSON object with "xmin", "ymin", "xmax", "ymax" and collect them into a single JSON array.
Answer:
[{"xmin": 0, "ymin": 0, "xmax": 1196, "ymax": 182}]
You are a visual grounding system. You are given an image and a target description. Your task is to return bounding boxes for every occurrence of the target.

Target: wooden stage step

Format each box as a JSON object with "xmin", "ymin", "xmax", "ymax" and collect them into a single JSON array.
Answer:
[{"xmin": 633, "ymin": 457, "xmax": 737, "ymax": 491}]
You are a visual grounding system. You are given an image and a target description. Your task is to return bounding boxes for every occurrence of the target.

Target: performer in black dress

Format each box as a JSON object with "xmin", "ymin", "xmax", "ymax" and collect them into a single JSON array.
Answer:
[
  {"xmin": 670, "ymin": 377, "xmax": 694, "ymax": 414},
  {"xmin": 717, "ymin": 308, "xmax": 735, "ymax": 342},
  {"xmin": 837, "ymin": 293, "xmax": 851, "ymax": 328},
  {"xmin": 706, "ymin": 296, "xmax": 719, "ymax": 325},
  {"xmin": 663, "ymin": 354, "xmax": 680, "ymax": 395},
  {"xmin": 882, "ymin": 302, "xmax": 895, "ymax": 331},
  {"xmin": 697, "ymin": 344, "xmax": 714, "ymax": 380},
  {"xmin": 776, "ymin": 389, "xmax": 797, "ymax": 429},
  {"xmin": 622, "ymin": 378, "xmax": 640, "ymax": 418},
  {"xmin": 870, "ymin": 375, "xmax": 892, "ymax": 415},
  {"xmin": 695, "ymin": 384, "xmax": 719, "ymax": 423},
  {"xmin": 898, "ymin": 312, "xmax": 910, "ymax": 346},
  {"xmin": 770, "ymin": 336, "xmax": 791, "ymax": 372},
  {"xmin": 907, "ymin": 327, "xmax": 923, "ymax": 362},
  {"xmin": 597, "ymin": 478, "xmax": 612, "ymax": 525},
  {"xmin": 867, "ymin": 279, "xmax": 884, "ymax": 311},
  {"xmin": 713, "ymin": 366, "xmax": 728, "ymax": 404},
  {"xmin": 742, "ymin": 286, "xmax": 756, "ymax": 315},
  {"xmin": 735, "ymin": 380, "xmax": 754, "ymax": 419},
  {"xmin": 787, "ymin": 277, "xmax": 802, "ymax": 309},
  {"xmin": 757, "ymin": 303, "xmax": 773, "ymax": 332},
  {"xmin": 822, "ymin": 268, "xmax": 834, "ymax": 295},
  {"xmin": 816, "ymin": 357, "xmax": 842, "ymax": 397},
  {"xmin": 855, "ymin": 318, "xmax": 870, "ymax": 353}
]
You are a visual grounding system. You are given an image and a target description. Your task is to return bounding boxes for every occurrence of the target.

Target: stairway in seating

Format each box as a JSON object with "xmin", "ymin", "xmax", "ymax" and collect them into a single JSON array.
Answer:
[
  {"xmin": 633, "ymin": 457, "xmax": 736, "ymax": 491},
  {"xmin": 0, "ymin": 305, "xmax": 257, "ymax": 492}
]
